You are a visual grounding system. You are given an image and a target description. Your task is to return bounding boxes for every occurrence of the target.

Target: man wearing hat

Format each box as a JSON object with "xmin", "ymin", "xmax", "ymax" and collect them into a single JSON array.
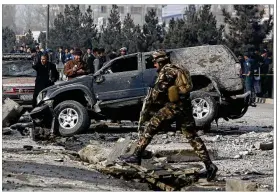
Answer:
[
  {"xmin": 64, "ymin": 48, "xmax": 90, "ymax": 80},
  {"xmin": 119, "ymin": 50, "xmax": 218, "ymax": 182},
  {"xmin": 119, "ymin": 47, "xmax": 127, "ymax": 56}
]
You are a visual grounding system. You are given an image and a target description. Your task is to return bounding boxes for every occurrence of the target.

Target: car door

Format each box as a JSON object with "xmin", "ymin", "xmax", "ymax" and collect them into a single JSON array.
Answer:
[
  {"xmin": 141, "ymin": 52, "xmax": 157, "ymax": 94},
  {"xmin": 93, "ymin": 53, "xmax": 145, "ymax": 101}
]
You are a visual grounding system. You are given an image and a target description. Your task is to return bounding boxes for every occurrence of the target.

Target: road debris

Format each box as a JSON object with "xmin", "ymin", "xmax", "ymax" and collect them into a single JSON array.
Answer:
[
  {"xmin": 254, "ymin": 142, "xmax": 273, "ymax": 150},
  {"xmin": 2, "ymin": 98, "xmax": 24, "ymax": 127}
]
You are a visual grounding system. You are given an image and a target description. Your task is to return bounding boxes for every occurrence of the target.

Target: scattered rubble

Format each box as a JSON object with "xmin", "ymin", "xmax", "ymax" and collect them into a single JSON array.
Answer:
[
  {"xmin": 233, "ymin": 155, "xmax": 242, "ymax": 159},
  {"xmin": 2, "ymin": 102, "xmax": 274, "ymax": 191},
  {"xmin": 226, "ymin": 179, "xmax": 258, "ymax": 191},
  {"xmin": 254, "ymin": 142, "xmax": 273, "ymax": 151},
  {"xmin": 2, "ymin": 98, "xmax": 24, "ymax": 127},
  {"xmin": 78, "ymin": 143, "xmax": 111, "ymax": 164},
  {"xmin": 23, "ymin": 145, "xmax": 33, "ymax": 151},
  {"xmin": 3, "ymin": 128, "xmax": 12, "ymax": 135}
]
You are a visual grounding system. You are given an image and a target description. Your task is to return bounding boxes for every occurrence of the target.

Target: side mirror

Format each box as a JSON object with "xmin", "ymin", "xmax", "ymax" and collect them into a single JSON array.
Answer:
[{"xmin": 95, "ymin": 75, "xmax": 105, "ymax": 83}]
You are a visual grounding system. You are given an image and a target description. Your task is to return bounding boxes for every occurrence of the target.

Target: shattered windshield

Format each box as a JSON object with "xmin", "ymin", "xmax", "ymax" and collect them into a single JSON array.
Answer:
[{"xmin": 2, "ymin": 60, "xmax": 36, "ymax": 77}]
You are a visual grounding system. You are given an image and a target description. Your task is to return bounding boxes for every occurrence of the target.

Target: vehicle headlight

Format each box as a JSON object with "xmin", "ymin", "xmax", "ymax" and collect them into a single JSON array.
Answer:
[{"xmin": 36, "ymin": 91, "xmax": 46, "ymax": 104}]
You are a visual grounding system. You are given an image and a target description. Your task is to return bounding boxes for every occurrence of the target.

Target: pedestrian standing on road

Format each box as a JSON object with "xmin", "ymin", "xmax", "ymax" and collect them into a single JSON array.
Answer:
[
  {"xmin": 92, "ymin": 48, "xmax": 99, "ymax": 59},
  {"xmin": 119, "ymin": 50, "xmax": 218, "ymax": 182},
  {"xmin": 251, "ymin": 50, "xmax": 261, "ymax": 97},
  {"xmin": 243, "ymin": 52, "xmax": 256, "ymax": 107},
  {"xmin": 32, "ymin": 53, "xmax": 59, "ymax": 108},
  {"xmin": 65, "ymin": 48, "xmax": 69, "ymax": 58},
  {"xmin": 19, "ymin": 46, "xmax": 24, "ymax": 53},
  {"xmin": 55, "ymin": 46, "xmax": 66, "ymax": 80},
  {"xmin": 64, "ymin": 48, "xmax": 90, "ymax": 81},
  {"xmin": 93, "ymin": 48, "xmax": 107, "ymax": 73},
  {"xmin": 66, "ymin": 48, "xmax": 75, "ymax": 62},
  {"xmin": 83, "ymin": 48, "xmax": 94, "ymax": 74},
  {"xmin": 260, "ymin": 50, "xmax": 272, "ymax": 97}
]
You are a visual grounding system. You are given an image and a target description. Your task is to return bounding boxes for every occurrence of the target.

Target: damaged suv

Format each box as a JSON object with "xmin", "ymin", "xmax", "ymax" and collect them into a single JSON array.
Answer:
[{"xmin": 30, "ymin": 45, "xmax": 250, "ymax": 136}]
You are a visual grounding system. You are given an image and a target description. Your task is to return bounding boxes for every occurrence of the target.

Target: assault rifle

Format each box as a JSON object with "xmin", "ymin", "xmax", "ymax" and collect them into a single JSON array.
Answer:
[{"xmin": 138, "ymin": 87, "xmax": 153, "ymax": 138}]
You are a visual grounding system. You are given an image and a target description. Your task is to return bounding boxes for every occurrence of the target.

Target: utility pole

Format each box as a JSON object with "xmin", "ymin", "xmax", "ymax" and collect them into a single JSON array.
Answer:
[{"xmin": 46, "ymin": 4, "xmax": 49, "ymax": 49}]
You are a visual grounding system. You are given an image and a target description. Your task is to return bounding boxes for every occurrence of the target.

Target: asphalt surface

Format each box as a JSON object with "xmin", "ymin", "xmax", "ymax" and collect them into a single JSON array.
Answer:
[{"xmin": 2, "ymin": 103, "xmax": 274, "ymax": 191}]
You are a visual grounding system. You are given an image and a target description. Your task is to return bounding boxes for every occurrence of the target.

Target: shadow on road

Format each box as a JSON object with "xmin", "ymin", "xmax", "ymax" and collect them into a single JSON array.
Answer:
[{"xmin": 2, "ymin": 160, "xmax": 148, "ymax": 190}]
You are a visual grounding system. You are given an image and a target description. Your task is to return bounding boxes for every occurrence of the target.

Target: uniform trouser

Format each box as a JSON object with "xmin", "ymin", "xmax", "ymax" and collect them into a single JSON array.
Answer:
[{"xmin": 135, "ymin": 100, "xmax": 212, "ymax": 164}]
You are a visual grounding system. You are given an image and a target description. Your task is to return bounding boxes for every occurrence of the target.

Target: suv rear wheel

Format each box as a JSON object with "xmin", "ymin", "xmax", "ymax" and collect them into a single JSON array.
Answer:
[
  {"xmin": 190, "ymin": 91, "xmax": 218, "ymax": 129},
  {"xmin": 54, "ymin": 100, "xmax": 90, "ymax": 136}
]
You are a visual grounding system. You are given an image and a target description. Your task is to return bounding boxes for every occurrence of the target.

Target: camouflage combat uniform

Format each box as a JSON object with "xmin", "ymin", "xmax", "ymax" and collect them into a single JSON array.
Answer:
[
  {"xmin": 120, "ymin": 50, "xmax": 217, "ymax": 181},
  {"xmin": 136, "ymin": 64, "xmax": 212, "ymax": 165}
]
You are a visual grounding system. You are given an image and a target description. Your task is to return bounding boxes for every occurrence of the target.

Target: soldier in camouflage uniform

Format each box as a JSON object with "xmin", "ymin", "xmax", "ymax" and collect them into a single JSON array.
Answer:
[{"xmin": 119, "ymin": 50, "xmax": 218, "ymax": 181}]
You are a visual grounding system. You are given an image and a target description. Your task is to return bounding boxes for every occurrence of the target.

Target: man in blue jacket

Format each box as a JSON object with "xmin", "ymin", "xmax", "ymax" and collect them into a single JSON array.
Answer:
[{"xmin": 243, "ymin": 52, "xmax": 256, "ymax": 107}]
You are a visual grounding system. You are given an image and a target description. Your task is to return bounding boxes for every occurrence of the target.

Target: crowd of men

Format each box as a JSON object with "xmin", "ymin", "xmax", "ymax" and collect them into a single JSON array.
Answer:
[
  {"xmin": 26, "ymin": 46, "xmax": 127, "ymax": 81},
  {"xmin": 28, "ymin": 46, "xmax": 127, "ymax": 107},
  {"xmin": 238, "ymin": 49, "xmax": 273, "ymax": 105}
]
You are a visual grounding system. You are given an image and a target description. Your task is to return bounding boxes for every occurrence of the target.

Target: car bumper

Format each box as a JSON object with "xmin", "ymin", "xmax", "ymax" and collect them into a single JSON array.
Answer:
[
  {"xmin": 29, "ymin": 104, "xmax": 53, "ymax": 126},
  {"xmin": 230, "ymin": 91, "xmax": 251, "ymax": 100}
]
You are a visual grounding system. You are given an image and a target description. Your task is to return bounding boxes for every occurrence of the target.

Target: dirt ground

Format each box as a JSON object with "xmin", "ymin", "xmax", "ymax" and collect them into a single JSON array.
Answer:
[{"xmin": 2, "ymin": 103, "xmax": 274, "ymax": 191}]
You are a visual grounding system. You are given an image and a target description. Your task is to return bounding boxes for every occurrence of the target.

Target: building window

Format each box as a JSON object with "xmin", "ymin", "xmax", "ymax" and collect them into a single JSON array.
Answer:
[
  {"xmin": 119, "ymin": 6, "xmax": 124, "ymax": 14},
  {"xmin": 101, "ymin": 6, "xmax": 107, "ymax": 13},
  {"xmin": 131, "ymin": 6, "xmax": 142, "ymax": 14}
]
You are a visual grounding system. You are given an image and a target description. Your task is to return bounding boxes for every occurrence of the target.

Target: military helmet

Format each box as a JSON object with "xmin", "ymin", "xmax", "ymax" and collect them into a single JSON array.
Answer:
[{"xmin": 152, "ymin": 50, "xmax": 168, "ymax": 63}]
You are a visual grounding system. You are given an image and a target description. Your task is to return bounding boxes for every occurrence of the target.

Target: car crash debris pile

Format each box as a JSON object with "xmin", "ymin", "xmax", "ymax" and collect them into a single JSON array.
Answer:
[
  {"xmin": 2, "ymin": 98, "xmax": 24, "ymax": 128},
  {"xmin": 78, "ymin": 137, "xmax": 218, "ymax": 191}
]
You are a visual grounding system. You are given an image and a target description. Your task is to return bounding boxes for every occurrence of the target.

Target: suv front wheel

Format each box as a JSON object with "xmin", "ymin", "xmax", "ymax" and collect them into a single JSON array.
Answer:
[{"xmin": 54, "ymin": 100, "xmax": 90, "ymax": 136}]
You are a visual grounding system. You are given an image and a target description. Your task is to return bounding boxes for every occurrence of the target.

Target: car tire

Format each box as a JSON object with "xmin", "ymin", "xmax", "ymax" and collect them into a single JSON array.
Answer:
[
  {"xmin": 54, "ymin": 100, "xmax": 90, "ymax": 137},
  {"xmin": 190, "ymin": 91, "xmax": 218, "ymax": 129}
]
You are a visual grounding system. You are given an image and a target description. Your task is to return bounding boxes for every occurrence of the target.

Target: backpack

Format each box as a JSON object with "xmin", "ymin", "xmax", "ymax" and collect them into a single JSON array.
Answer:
[
  {"xmin": 167, "ymin": 65, "xmax": 193, "ymax": 102},
  {"xmin": 175, "ymin": 66, "xmax": 193, "ymax": 94}
]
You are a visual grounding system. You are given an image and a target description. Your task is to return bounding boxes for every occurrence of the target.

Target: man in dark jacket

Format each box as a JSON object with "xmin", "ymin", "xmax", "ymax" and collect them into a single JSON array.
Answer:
[
  {"xmin": 32, "ymin": 53, "xmax": 59, "ymax": 108},
  {"xmin": 56, "ymin": 46, "xmax": 66, "ymax": 80},
  {"xmin": 10, "ymin": 46, "xmax": 18, "ymax": 53},
  {"xmin": 83, "ymin": 48, "xmax": 94, "ymax": 73},
  {"xmin": 93, "ymin": 48, "xmax": 107, "ymax": 73},
  {"xmin": 56, "ymin": 46, "xmax": 66, "ymax": 65}
]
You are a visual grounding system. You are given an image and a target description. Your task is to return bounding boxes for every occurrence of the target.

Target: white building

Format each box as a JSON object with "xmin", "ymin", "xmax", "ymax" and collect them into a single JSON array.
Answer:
[{"xmin": 90, "ymin": 4, "xmax": 163, "ymax": 31}]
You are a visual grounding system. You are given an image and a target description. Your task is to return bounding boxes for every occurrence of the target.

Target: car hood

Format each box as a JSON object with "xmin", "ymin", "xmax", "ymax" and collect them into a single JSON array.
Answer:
[{"xmin": 46, "ymin": 75, "xmax": 94, "ymax": 90}]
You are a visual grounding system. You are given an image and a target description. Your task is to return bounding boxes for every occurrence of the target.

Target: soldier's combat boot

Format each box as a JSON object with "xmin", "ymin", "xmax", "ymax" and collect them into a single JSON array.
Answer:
[
  {"xmin": 118, "ymin": 153, "xmax": 141, "ymax": 165},
  {"xmin": 205, "ymin": 162, "xmax": 218, "ymax": 181}
]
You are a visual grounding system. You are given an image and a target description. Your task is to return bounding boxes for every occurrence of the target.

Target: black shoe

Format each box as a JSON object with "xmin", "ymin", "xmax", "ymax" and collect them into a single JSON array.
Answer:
[
  {"xmin": 118, "ymin": 154, "xmax": 141, "ymax": 165},
  {"xmin": 250, "ymin": 102, "xmax": 257, "ymax": 107},
  {"xmin": 206, "ymin": 163, "xmax": 218, "ymax": 181}
]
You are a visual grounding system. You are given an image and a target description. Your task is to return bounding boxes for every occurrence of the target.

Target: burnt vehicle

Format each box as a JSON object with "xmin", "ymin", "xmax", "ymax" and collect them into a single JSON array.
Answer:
[
  {"xmin": 30, "ymin": 45, "xmax": 250, "ymax": 136},
  {"xmin": 2, "ymin": 53, "xmax": 36, "ymax": 108}
]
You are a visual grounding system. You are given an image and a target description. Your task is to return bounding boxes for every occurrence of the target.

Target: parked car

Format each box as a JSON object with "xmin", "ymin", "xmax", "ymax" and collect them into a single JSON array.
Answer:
[
  {"xmin": 30, "ymin": 45, "xmax": 250, "ymax": 136},
  {"xmin": 2, "ymin": 53, "xmax": 36, "ymax": 108}
]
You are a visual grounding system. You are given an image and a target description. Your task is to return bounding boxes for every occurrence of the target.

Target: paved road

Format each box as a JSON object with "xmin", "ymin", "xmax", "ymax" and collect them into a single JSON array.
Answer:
[{"xmin": 2, "ymin": 103, "xmax": 274, "ymax": 191}]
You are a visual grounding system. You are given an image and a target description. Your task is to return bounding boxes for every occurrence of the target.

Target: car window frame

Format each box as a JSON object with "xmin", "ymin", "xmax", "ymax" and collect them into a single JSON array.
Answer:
[{"xmin": 94, "ymin": 53, "xmax": 140, "ymax": 75}]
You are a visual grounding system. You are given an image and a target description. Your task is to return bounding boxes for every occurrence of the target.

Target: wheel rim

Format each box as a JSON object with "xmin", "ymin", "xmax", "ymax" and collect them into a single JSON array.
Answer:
[
  {"xmin": 191, "ymin": 98, "xmax": 210, "ymax": 120},
  {"xmin": 58, "ymin": 108, "xmax": 79, "ymax": 129}
]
